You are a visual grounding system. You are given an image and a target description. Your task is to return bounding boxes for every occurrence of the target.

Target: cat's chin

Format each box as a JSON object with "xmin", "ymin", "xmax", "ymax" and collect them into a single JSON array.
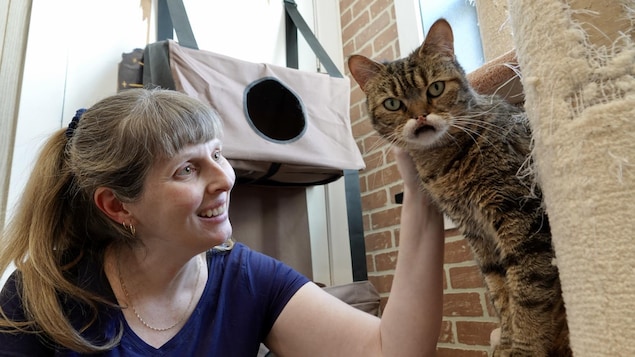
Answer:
[
  {"xmin": 403, "ymin": 117, "xmax": 446, "ymax": 149},
  {"xmin": 404, "ymin": 137, "xmax": 441, "ymax": 150}
]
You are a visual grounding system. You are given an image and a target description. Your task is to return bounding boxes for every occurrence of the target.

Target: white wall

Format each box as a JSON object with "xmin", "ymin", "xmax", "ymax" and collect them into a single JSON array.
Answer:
[
  {"xmin": 394, "ymin": 0, "xmax": 425, "ymax": 57},
  {"xmin": 4, "ymin": 0, "xmax": 352, "ymax": 286},
  {"xmin": 7, "ymin": 0, "xmax": 150, "ymax": 220}
]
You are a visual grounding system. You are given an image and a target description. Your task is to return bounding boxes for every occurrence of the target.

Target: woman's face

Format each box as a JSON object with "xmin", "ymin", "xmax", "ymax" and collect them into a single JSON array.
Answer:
[{"xmin": 124, "ymin": 139, "xmax": 235, "ymax": 253}]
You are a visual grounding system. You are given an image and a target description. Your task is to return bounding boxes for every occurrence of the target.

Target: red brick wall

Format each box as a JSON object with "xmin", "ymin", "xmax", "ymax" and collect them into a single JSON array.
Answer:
[{"xmin": 339, "ymin": 0, "xmax": 499, "ymax": 355}]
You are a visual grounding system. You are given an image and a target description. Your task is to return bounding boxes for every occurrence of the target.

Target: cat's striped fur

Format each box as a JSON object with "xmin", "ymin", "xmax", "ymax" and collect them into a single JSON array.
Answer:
[{"xmin": 348, "ymin": 19, "xmax": 571, "ymax": 356}]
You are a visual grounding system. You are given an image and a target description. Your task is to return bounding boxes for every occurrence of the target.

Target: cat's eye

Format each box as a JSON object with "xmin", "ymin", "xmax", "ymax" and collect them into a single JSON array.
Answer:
[
  {"xmin": 427, "ymin": 81, "xmax": 445, "ymax": 98},
  {"xmin": 383, "ymin": 98, "xmax": 402, "ymax": 111}
]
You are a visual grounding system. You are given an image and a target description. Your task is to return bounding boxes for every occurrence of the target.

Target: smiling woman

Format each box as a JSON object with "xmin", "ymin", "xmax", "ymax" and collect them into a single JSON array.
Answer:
[{"xmin": 0, "ymin": 89, "xmax": 237, "ymax": 352}]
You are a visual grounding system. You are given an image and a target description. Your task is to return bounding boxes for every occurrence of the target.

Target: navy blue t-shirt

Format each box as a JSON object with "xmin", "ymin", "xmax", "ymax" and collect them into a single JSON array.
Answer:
[{"xmin": 0, "ymin": 243, "xmax": 310, "ymax": 356}]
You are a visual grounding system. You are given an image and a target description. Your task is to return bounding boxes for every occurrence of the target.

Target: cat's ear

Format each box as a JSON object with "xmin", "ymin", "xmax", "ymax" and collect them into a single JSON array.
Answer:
[
  {"xmin": 348, "ymin": 55, "xmax": 385, "ymax": 92},
  {"xmin": 419, "ymin": 18, "xmax": 454, "ymax": 56}
]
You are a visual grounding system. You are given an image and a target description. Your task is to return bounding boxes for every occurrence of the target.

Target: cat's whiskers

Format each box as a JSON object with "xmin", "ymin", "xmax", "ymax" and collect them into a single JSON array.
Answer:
[
  {"xmin": 450, "ymin": 117, "xmax": 500, "ymax": 148},
  {"xmin": 366, "ymin": 134, "xmax": 391, "ymax": 154},
  {"xmin": 491, "ymin": 69, "xmax": 522, "ymax": 103},
  {"xmin": 383, "ymin": 131, "xmax": 405, "ymax": 148},
  {"xmin": 440, "ymin": 130, "xmax": 463, "ymax": 151},
  {"xmin": 464, "ymin": 99, "xmax": 509, "ymax": 117},
  {"xmin": 453, "ymin": 107, "xmax": 510, "ymax": 131},
  {"xmin": 448, "ymin": 124, "xmax": 487, "ymax": 156},
  {"xmin": 364, "ymin": 146, "xmax": 386, "ymax": 168},
  {"xmin": 448, "ymin": 118, "xmax": 506, "ymax": 139},
  {"xmin": 452, "ymin": 118, "xmax": 506, "ymax": 139}
]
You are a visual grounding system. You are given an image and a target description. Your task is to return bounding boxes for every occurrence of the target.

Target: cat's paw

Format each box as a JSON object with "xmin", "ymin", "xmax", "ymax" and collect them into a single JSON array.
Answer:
[
  {"xmin": 492, "ymin": 346, "xmax": 512, "ymax": 357},
  {"xmin": 490, "ymin": 327, "xmax": 501, "ymax": 348},
  {"xmin": 494, "ymin": 346, "xmax": 540, "ymax": 357}
]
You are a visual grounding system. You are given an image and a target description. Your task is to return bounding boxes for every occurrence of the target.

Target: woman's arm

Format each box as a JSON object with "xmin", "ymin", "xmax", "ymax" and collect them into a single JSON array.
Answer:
[
  {"xmin": 266, "ymin": 147, "xmax": 445, "ymax": 356},
  {"xmin": 379, "ymin": 147, "xmax": 445, "ymax": 355}
]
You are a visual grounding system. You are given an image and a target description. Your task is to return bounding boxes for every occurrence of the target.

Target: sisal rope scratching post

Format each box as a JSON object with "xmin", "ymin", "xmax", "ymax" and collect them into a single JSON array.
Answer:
[{"xmin": 507, "ymin": 0, "xmax": 635, "ymax": 355}]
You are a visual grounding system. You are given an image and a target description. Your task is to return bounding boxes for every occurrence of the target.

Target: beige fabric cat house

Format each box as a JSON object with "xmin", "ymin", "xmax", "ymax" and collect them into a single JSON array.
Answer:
[{"xmin": 504, "ymin": 0, "xmax": 635, "ymax": 355}]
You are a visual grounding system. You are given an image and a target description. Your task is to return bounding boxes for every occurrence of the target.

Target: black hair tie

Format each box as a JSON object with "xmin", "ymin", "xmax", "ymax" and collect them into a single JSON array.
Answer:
[{"xmin": 65, "ymin": 108, "xmax": 87, "ymax": 139}]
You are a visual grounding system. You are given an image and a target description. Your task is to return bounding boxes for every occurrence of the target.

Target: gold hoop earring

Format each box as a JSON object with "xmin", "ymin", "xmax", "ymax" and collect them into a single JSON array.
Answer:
[{"xmin": 122, "ymin": 221, "xmax": 136, "ymax": 236}]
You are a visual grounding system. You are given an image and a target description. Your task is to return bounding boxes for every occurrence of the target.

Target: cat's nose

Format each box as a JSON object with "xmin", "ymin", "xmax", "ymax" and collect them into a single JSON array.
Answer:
[{"xmin": 416, "ymin": 115, "xmax": 427, "ymax": 123}]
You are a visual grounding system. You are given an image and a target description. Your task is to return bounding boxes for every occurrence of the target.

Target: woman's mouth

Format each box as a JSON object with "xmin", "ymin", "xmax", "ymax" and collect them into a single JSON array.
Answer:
[{"xmin": 198, "ymin": 203, "xmax": 227, "ymax": 218}]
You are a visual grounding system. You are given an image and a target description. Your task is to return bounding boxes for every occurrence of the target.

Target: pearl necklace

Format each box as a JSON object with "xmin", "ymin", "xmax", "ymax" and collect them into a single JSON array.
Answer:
[{"xmin": 118, "ymin": 255, "xmax": 202, "ymax": 332}]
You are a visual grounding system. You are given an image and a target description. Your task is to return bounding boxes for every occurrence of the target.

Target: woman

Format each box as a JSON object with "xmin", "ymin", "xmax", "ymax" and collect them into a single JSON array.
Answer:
[{"xmin": 0, "ymin": 89, "xmax": 444, "ymax": 356}]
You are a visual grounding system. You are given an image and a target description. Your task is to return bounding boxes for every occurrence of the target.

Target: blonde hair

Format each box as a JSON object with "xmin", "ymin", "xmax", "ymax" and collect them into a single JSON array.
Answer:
[{"xmin": 0, "ymin": 89, "xmax": 222, "ymax": 352}]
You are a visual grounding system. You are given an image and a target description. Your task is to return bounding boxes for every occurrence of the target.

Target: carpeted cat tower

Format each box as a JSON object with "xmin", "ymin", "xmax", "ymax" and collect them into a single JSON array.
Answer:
[{"xmin": 505, "ymin": 0, "xmax": 635, "ymax": 355}]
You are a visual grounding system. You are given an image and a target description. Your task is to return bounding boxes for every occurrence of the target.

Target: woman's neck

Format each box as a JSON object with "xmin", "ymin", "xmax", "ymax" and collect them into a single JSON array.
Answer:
[{"xmin": 103, "ymin": 246, "xmax": 208, "ymax": 347}]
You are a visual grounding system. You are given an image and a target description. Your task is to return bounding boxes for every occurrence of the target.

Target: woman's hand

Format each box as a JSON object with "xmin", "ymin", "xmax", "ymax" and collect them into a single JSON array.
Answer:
[{"xmin": 392, "ymin": 146, "xmax": 420, "ymax": 189}]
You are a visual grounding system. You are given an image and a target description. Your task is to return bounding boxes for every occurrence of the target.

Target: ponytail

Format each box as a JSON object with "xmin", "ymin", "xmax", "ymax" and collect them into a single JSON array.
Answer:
[{"xmin": 0, "ymin": 129, "xmax": 119, "ymax": 352}]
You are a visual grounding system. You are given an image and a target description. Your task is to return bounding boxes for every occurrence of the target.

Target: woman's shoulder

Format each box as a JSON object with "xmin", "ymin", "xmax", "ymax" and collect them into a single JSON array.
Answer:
[
  {"xmin": 207, "ymin": 241, "xmax": 274, "ymax": 270},
  {"xmin": 206, "ymin": 241, "xmax": 309, "ymax": 286}
]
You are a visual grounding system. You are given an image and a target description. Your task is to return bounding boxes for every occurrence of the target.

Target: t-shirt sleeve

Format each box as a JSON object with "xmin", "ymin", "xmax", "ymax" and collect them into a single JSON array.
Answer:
[
  {"xmin": 0, "ymin": 271, "xmax": 53, "ymax": 356},
  {"xmin": 236, "ymin": 245, "xmax": 311, "ymax": 339}
]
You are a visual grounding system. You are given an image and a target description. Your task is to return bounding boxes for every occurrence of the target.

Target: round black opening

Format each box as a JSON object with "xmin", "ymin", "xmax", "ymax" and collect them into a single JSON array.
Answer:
[{"xmin": 244, "ymin": 78, "xmax": 306, "ymax": 142}]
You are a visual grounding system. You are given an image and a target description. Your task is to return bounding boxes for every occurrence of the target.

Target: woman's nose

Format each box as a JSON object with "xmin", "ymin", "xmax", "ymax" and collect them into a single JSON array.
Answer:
[{"xmin": 205, "ymin": 161, "xmax": 235, "ymax": 193}]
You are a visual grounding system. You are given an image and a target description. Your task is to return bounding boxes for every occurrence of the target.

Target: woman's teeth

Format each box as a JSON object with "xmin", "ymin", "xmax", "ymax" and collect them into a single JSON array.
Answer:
[{"xmin": 200, "ymin": 204, "xmax": 226, "ymax": 218}]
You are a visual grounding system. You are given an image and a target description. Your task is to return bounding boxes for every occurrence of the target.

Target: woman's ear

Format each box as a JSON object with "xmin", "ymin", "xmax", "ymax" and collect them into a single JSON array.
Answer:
[{"xmin": 94, "ymin": 187, "xmax": 130, "ymax": 224}]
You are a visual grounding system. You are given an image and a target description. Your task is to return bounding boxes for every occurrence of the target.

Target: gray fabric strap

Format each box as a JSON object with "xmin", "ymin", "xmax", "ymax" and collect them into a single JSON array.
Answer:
[
  {"xmin": 142, "ymin": 41, "xmax": 176, "ymax": 89},
  {"xmin": 283, "ymin": 0, "xmax": 343, "ymax": 78},
  {"xmin": 157, "ymin": 0, "xmax": 198, "ymax": 49}
]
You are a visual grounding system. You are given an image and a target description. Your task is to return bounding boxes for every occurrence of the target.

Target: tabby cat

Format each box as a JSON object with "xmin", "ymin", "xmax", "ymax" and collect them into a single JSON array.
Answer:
[{"xmin": 348, "ymin": 19, "xmax": 571, "ymax": 356}]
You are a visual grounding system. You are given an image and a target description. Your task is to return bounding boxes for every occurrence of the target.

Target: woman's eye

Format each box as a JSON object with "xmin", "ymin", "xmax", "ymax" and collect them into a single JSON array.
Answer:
[
  {"xmin": 383, "ymin": 98, "xmax": 401, "ymax": 111},
  {"xmin": 176, "ymin": 165, "xmax": 197, "ymax": 176},
  {"xmin": 427, "ymin": 81, "xmax": 445, "ymax": 98},
  {"xmin": 212, "ymin": 150, "xmax": 222, "ymax": 161}
]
